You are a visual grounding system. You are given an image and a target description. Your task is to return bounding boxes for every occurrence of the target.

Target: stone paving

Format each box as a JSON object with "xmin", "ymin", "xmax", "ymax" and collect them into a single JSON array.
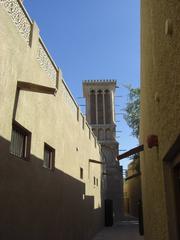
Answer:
[{"xmin": 92, "ymin": 220, "xmax": 144, "ymax": 240}]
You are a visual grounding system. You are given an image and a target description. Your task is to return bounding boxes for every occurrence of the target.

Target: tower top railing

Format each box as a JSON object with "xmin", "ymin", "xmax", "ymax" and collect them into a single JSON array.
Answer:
[{"xmin": 83, "ymin": 79, "xmax": 117, "ymax": 84}]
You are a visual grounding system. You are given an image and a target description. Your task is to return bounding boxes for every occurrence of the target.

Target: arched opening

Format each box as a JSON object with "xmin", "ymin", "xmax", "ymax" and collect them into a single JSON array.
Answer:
[
  {"xmin": 97, "ymin": 89, "xmax": 103, "ymax": 124},
  {"xmin": 104, "ymin": 89, "xmax": 112, "ymax": 124},
  {"xmin": 90, "ymin": 90, "xmax": 96, "ymax": 124}
]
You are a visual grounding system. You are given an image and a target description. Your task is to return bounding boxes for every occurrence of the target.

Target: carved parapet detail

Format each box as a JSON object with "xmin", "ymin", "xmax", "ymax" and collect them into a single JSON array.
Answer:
[
  {"xmin": 37, "ymin": 39, "xmax": 57, "ymax": 82},
  {"xmin": 0, "ymin": 0, "xmax": 32, "ymax": 44},
  {"xmin": 61, "ymin": 80, "xmax": 78, "ymax": 116}
]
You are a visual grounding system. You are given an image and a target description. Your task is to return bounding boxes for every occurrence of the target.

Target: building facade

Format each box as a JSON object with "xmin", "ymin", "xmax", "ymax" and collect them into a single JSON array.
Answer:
[
  {"xmin": 0, "ymin": 1, "xmax": 104, "ymax": 239},
  {"xmin": 141, "ymin": 0, "xmax": 180, "ymax": 239},
  {"xmin": 83, "ymin": 80, "xmax": 124, "ymax": 221},
  {"xmin": 124, "ymin": 157, "xmax": 141, "ymax": 218}
]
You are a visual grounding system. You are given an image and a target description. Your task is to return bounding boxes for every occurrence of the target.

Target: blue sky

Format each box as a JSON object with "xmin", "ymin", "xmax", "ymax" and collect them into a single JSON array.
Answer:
[{"xmin": 24, "ymin": 0, "xmax": 140, "ymax": 170}]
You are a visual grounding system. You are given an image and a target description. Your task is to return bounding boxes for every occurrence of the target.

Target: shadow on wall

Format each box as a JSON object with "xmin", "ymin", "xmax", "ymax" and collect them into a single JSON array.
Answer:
[
  {"xmin": 0, "ymin": 136, "xmax": 103, "ymax": 240},
  {"xmin": 124, "ymin": 174, "xmax": 141, "ymax": 218}
]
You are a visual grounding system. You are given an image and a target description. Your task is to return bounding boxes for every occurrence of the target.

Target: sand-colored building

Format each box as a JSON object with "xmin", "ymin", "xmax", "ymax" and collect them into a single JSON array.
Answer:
[
  {"xmin": 124, "ymin": 157, "xmax": 141, "ymax": 218},
  {"xmin": 83, "ymin": 80, "xmax": 124, "ymax": 221},
  {"xmin": 0, "ymin": 1, "xmax": 104, "ymax": 239},
  {"xmin": 141, "ymin": 0, "xmax": 180, "ymax": 239}
]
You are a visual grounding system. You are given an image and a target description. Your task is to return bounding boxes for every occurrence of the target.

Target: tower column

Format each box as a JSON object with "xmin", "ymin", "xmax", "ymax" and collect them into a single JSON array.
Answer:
[
  {"xmin": 111, "ymin": 90, "xmax": 115, "ymax": 123},
  {"xmin": 95, "ymin": 90, "xmax": 98, "ymax": 124},
  {"xmin": 103, "ymin": 90, "xmax": 106, "ymax": 124}
]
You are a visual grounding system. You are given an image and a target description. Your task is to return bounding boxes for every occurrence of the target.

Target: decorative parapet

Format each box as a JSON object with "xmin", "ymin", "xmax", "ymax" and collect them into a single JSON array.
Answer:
[
  {"xmin": 0, "ymin": 0, "xmax": 58, "ymax": 82},
  {"xmin": 61, "ymin": 79, "xmax": 78, "ymax": 116},
  {"xmin": 37, "ymin": 38, "xmax": 58, "ymax": 82},
  {"xmin": 0, "ymin": 0, "xmax": 32, "ymax": 44}
]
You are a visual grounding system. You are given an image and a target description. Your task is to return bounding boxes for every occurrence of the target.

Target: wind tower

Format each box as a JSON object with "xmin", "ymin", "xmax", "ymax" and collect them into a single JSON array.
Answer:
[
  {"xmin": 83, "ymin": 80, "xmax": 123, "ymax": 221},
  {"xmin": 83, "ymin": 80, "xmax": 116, "ymax": 143}
]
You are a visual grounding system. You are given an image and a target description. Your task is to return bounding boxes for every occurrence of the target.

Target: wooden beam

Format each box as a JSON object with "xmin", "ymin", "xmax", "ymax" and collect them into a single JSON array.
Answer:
[
  {"xmin": 17, "ymin": 81, "xmax": 56, "ymax": 95},
  {"xmin": 117, "ymin": 145, "xmax": 144, "ymax": 161},
  {"xmin": 89, "ymin": 159, "xmax": 103, "ymax": 165}
]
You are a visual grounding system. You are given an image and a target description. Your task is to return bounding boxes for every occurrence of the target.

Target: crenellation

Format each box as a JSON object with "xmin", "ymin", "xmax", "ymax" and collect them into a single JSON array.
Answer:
[{"xmin": 83, "ymin": 79, "xmax": 117, "ymax": 84}]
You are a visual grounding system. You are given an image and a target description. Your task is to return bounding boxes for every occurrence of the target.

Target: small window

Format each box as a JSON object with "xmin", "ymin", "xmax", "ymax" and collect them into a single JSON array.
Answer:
[
  {"xmin": 93, "ymin": 177, "xmax": 98, "ymax": 187},
  {"xmin": 94, "ymin": 176, "xmax": 96, "ymax": 185},
  {"xmin": 10, "ymin": 121, "xmax": 31, "ymax": 160},
  {"xmin": 96, "ymin": 178, "xmax": 98, "ymax": 186},
  {"xmin": 43, "ymin": 143, "xmax": 55, "ymax": 170},
  {"xmin": 80, "ymin": 167, "xmax": 83, "ymax": 179}
]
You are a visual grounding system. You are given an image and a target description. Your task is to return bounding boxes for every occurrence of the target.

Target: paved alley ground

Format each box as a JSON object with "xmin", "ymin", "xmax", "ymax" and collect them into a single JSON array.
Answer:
[{"xmin": 92, "ymin": 219, "xmax": 144, "ymax": 240}]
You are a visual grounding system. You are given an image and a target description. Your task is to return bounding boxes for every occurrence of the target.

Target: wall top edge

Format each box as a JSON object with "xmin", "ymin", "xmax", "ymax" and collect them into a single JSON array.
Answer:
[
  {"xmin": 39, "ymin": 37, "xmax": 58, "ymax": 71},
  {"xmin": 17, "ymin": 0, "xmax": 33, "ymax": 24},
  {"xmin": 62, "ymin": 79, "xmax": 79, "ymax": 108}
]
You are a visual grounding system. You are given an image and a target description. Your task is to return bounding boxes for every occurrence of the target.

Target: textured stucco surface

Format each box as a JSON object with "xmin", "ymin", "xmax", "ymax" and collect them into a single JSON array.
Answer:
[
  {"xmin": 0, "ymin": 5, "xmax": 104, "ymax": 240},
  {"xmin": 140, "ymin": 1, "xmax": 180, "ymax": 240},
  {"xmin": 124, "ymin": 174, "xmax": 141, "ymax": 218}
]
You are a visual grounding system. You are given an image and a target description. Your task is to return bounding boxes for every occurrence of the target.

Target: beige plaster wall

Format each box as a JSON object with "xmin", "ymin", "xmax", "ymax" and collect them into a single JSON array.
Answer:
[
  {"xmin": 141, "ymin": 1, "xmax": 180, "ymax": 240},
  {"xmin": 0, "ymin": 3, "xmax": 103, "ymax": 239},
  {"xmin": 124, "ymin": 175, "xmax": 141, "ymax": 218}
]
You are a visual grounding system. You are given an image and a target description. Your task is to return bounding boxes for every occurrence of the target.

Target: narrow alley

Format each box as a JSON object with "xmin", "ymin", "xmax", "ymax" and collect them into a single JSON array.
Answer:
[{"xmin": 92, "ymin": 218, "xmax": 144, "ymax": 240}]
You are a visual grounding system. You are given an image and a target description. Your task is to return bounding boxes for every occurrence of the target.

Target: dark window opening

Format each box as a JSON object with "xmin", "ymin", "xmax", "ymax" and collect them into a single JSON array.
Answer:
[
  {"xmin": 90, "ymin": 90, "xmax": 96, "ymax": 124},
  {"xmin": 93, "ymin": 177, "xmax": 98, "ymax": 186},
  {"xmin": 10, "ymin": 121, "xmax": 31, "ymax": 160},
  {"xmin": 105, "ymin": 90, "xmax": 112, "ymax": 124},
  {"xmin": 80, "ymin": 167, "xmax": 83, "ymax": 179},
  {"xmin": 97, "ymin": 90, "xmax": 103, "ymax": 124},
  {"xmin": 94, "ymin": 176, "xmax": 96, "ymax": 185},
  {"xmin": 44, "ymin": 143, "xmax": 55, "ymax": 170}
]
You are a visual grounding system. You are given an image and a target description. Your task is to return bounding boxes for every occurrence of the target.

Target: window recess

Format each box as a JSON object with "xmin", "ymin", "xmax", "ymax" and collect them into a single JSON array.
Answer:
[
  {"xmin": 10, "ymin": 121, "xmax": 31, "ymax": 160},
  {"xmin": 43, "ymin": 143, "xmax": 55, "ymax": 170}
]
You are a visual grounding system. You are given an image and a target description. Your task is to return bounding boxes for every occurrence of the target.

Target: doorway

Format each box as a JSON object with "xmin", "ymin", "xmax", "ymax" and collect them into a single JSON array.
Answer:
[
  {"xmin": 173, "ymin": 161, "xmax": 180, "ymax": 238},
  {"xmin": 163, "ymin": 135, "xmax": 180, "ymax": 240}
]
